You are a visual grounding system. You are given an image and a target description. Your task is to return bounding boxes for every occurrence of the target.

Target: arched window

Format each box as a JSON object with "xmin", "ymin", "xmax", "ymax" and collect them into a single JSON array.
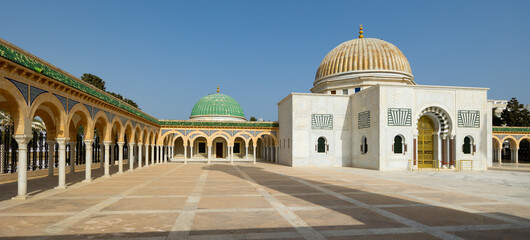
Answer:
[
  {"xmin": 463, "ymin": 136, "xmax": 472, "ymax": 154},
  {"xmin": 317, "ymin": 137, "xmax": 326, "ymax": 153},
  {"xmin": 394, "ymin": 135, "xmax": 403, "ymax": 154},
  {"xmin": 361, "ymin": 136, "xmax": 368, "ymax": 154}
]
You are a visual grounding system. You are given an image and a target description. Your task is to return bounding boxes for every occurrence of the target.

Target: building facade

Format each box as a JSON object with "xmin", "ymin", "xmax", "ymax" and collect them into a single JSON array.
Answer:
[{"xmin": 278, "ymin": 28, "xmax": 492, "ymax": 170}]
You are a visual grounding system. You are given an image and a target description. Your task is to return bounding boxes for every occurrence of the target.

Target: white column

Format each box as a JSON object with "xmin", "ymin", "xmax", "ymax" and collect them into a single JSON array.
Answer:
[
  {"xmin": 230, "ymin": 146, "xmax": 234, "ymax": 164},
  {"xmin": 56, "ymin": 138, "xmax": 68, "ymax": 189},
  {"xmin": 103, "ymin": 141, "xmax": 111, "ymax": 177},
  {"xmin": 145, "ymin": 144, "xmax": 150, "ymax": 166},
  {"xmin": 158, "ymin": 145, "xmax": 161, "ymax": 164},
  {"xmin": 164, "ymin": 146, "xmax": 168, "ymax": 163},
  {"xmin": 253, "ymin": 146, "xmax": 256, "ymax": 164},
  {"xmin": 117, "ymin": 142, "xmax": 124, "ymax": 174},
  {"xmin": 137, "ymin": 143, "xmax": 143, "ymax": 168},
  {"xmin": 151, "ymin": 144, "xmax": 155, "ymax": 165},
  {"xmin": 100, "ymin": 143, "xmax": 104, "ymax": 169},
  {"xmin": 184, "ymin": 145, "xmax": 188, "ymax": 164},
  {"xmin": 515, "ymin": 148, "xmax": 519, "ymax": 164},
  {"xmin": 47, "ymin": 140, "xmax": 55, "ymax": 176},
  {"xmin": 171, "ymin": 146, "xmax": 174, "ymax": 160},
  {"xmin": 246, "ymin": 146, "xmax": 249, "ymax": 160},
  {"xmin": 83, "ymin": 139, "xmax": 93, "ymax": 182},
  {"xmin": 190, "ymin": 146, "xmax": 193, "ymax": 161},
  {"xmin": 69, "ymin": 142, "xmax": 75, "ymax": 173},
  {"xmin": 129, "ymin": 143, "xmax": 135, "ymax": 171},
  {"xmin": 207, "ymin": 145, "xmax": 211, "ymax": 164},
  {"xmin": 498, "ymin": 148, "xmax": 502, "ymax": 165},
  {"xmin": 14, "ymin": 134, "xmax": 31, "ymax": 199},
  {"xmin": 276, "ymin": 146, "xmax": 279, "ymax": 163}
]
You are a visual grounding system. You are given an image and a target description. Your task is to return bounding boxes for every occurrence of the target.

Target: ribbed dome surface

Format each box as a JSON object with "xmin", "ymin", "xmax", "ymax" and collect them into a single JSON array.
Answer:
[
  {"xmin": 315, "ymin": 38, "xmax": 411, "ymax": 84},
  {"xmin": 190, "ymin": 93, "xmax": 245, "ymax": 119}
]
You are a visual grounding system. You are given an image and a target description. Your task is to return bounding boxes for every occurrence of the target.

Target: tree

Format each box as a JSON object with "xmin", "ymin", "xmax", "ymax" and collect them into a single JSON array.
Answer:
[
  {"xmin": 81, "ymin": 73, "xmax": 141, "ymax": 109},
  {"xmin": 492, "ymin": 108, "xmax": 503, "ymax": 126},
  {"xmin": 500, "ymin": 98, "xmax": 530, "ymax": 126},
  {"xmin": 81, "ymin": 73, "xmax": 106, "ymax": 91},
  {"xmin": 249, "ymin": 116, "xmax": 257, "ymax": 121}
]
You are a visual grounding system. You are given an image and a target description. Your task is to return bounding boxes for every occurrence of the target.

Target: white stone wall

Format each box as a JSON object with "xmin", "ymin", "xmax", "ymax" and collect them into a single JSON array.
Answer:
[
  {"xmin": 278, "ymin": 94, "xmax": 293, "ymax": 166},
  {"xmin": 278, "ymin": 93, "xmax": 350, "ymax": 167},
  {"xmin": 351, "ymin": 87, "xmax": 381, "ymax": 170}
]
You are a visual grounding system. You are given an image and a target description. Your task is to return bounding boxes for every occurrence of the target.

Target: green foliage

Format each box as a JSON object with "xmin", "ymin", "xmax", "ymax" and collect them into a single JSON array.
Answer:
[
  {"xmin": 500, "ymin": 98, "xmax": 530, "ymax": 127},
  {"xmin": 81, "ymin": 73, "xmax": 140, "ymax": 110},
  {"xmin": 492, "ymin": 108, "xmax": 503, "ymax": 126},
  {"xmin": 81, "ymin": 73, "xmax": 106, "ymax": 91},
  {"xmin": 249, "ymin": 116, "xmax": 257, "ymax": 121}
]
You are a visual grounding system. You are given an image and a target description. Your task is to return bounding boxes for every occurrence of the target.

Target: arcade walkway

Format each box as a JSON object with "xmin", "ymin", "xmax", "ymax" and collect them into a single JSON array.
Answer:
[{"xmin": 0, "ymin": 162, "xmax": 528, "ymax": 239}]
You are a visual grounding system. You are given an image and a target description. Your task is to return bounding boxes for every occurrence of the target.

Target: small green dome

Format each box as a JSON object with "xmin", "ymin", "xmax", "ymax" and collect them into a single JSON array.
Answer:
[{"xmin": 190, "ymin": 93, "xmax": 245, "ymax": 120}]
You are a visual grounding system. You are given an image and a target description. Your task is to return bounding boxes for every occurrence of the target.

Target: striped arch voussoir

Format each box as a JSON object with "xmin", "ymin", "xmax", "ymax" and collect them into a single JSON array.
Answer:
[{"xmin": 418, "ymin": 107, "xmax": 450, "ymax": 137}]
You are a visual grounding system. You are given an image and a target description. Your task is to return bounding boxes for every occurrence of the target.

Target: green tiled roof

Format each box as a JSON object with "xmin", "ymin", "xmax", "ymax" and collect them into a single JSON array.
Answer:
[
  {"xmin": 0, "ymin": 40, "xmax": 158, "ymax": 124},
  {"xmin": 493, "ymin": 127, "xmax": 530, "ymax": 133},
  {"xmin": 191, "ymin": 93, "xmax": 245, "ymax": 118},
  {"xmin": 159, "ymin": 120, "xmax": 278, "ymax": 128}
]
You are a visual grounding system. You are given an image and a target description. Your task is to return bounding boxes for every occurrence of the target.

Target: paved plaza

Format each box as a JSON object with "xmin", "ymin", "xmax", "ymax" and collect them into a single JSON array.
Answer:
[{"xmin": 0, "ymin": 162, "xmax": 529, "ymax": 240}]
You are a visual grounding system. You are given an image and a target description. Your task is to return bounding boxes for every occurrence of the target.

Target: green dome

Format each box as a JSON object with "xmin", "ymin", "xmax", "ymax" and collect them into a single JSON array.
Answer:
[{"xmin": 190, "ymin": 93, "xmax": 245, "ymax": 120}]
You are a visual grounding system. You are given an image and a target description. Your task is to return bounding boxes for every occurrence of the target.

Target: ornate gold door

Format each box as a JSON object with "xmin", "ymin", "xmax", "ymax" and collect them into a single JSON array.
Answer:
[{"xmin": 418, "ymin": 116, "xmax": 435, "ymax": 168}]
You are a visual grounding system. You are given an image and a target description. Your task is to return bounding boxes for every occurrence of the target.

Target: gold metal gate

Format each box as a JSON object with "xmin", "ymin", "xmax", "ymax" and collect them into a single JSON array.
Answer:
[{"xmin": 418, "ymin": 116, "xmax": 435, "ymax": 168}]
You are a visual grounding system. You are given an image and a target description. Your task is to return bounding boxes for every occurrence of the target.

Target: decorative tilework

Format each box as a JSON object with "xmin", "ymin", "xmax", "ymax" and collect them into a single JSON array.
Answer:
[
  {"xmin": 200, "ymin": 130, "xmax": 210, "ymax": 136},
  {"xmin": 161, "ymin": 129, "xmax": 170, "ymax": 135},
  {"xmin": 185, "ymin": 130, "xmax": 194, "ymax": 135},
  {"xmin": 67, "ymin": 99, "xmax": 79, "ymax": 113},
  {"xmin": 120, "ymin": 116, "xmax": 127, "ymax": 126},
  {"xmin": 159, "ymin": 120, "xmax": 279, "ymax": 128},
  {"xmin": 105, "ymin": 112, "xmax": 113, "ymax": 124},
  {"xmin": 5, "ymin": 77, "xmax": 28, "ymax": 104},
  {"xmin": 252, "ymin": 131, "xmax": 263, "ymax": 136},
  {"xmin": 93, "ymin": 107, "xmax": 101, "ymax": 117},
  {"xmin": 492, "ymin": 127, "xmax": 530, "ymax": 133},
  {"xmin": 388, "ymin": 108, "xmax": 412, "ymax": 126},
  {"xmin": 358, "ymin": 111, "xmax": 370, "ymax": 129},
  {"xmin": 53, "ymin": 94, "xmax": 68, "ymax": 112},
  {"xmin": 272, "ymin": 131, "xmax": 277, "ymax": 137},
  {"xmin": 458, "ymin": 110, "xmax": 480, "ymax": 128},
  {"xmin": 29, "ymin": 86, "xmax": 47, "ymax": 105},
  {"xmin": 83, "ymin": 104, "xmax": 93, "ymax": 119},
  {"xmin": 0, "ymin": 42, "xmax": 158, "ymax": 123},
  {"xmin": 177, "ymin": 130, "xmax": 186, "ymax": 136},
  {"xmin": 311, "ymin": 114, "xmax": 333, "ymax": 130}
]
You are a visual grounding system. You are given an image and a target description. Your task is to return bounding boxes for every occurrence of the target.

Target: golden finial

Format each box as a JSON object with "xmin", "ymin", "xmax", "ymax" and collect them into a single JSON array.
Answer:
[
  {"xmin": 217, "ymin": 85, "xmax": 220, "ymax": 93},
  {"xmin": 359, "ymin": 24, "xmax": 364, "ymax": 38}
]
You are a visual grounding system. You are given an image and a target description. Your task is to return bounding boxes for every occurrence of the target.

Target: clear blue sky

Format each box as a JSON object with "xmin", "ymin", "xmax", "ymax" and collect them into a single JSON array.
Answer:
[{"xmin": 2, "ymin": 0, "xmax": 529, "ymax": 120}]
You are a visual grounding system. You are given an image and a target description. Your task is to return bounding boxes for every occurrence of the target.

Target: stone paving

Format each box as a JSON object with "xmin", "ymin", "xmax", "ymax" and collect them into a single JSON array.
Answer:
[{"xmin": 0, "ymin": 162, "xmax": 528, "ymax": 239}]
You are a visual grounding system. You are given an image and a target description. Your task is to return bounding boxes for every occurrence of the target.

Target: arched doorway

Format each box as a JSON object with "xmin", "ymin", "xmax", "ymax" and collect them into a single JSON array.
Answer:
[
  {"xmin": 418, "ymin": 115, "xmax": 435, "ymax": 168},
  {"xmin": 501, "ymin": 139, "xmax": 515, "ymax": 163},
  {"xmin": 492, "ymin": 138, "xmax": 501, "ymax": 163},
  {"xmin": 519, "ymin": 139, "xmax": 530, "ymax": 163}
]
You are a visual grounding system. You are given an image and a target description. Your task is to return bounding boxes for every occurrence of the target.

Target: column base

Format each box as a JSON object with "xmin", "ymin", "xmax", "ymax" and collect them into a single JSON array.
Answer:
[
  {"xmin": 82, "ymin": 179, "xmax": 92, "ymax": 183},
  {"xmin": 117, "ymin": 172, "xmax": 124, "ymax": 174},
  {"xmin": 12, "ymin": 195, "xmax": 28, "ymax": 200},
  {"xmin": 54, "ymin": 185, "xmax": 67, "ymax": 190},
  {"xmin": 103, "ymin": 174, "xmax": 110, "ymax": 178}
]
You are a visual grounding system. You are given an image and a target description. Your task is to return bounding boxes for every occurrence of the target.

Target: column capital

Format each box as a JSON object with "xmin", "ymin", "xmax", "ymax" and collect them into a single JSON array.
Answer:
[
  {"xmin": 128, "ymin": 143, "xmax": 135, "ymax": 147},
  {"xmin": 137, "ymin": 142, "xmax": 143, "ymax": 146},
  {"xmin": 14, "ymin": 134, "xmax": 32, "ymax": 146},
  {"xmin": 55, "ymin": 137, "xmax": 70, "ymax": 144},
  {"xmin": 84, "ymin": 139, "xmax": 94, "ymax": 145},
  {"xmin": 117, "ymin": 142, "xmax": 125, "ymax": 146},
  {"xmin": 103, "ymin": 141, "xmax": 112, "ymax": 146}
]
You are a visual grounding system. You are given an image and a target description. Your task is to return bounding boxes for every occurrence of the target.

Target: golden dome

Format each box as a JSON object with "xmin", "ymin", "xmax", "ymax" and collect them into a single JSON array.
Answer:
[{"xmin": 314, "ymin": 38, "xmax": 412, "ymax": 84}]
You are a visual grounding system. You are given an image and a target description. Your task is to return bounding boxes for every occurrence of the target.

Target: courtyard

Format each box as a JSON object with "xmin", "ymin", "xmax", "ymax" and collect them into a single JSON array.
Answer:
[{"xmin": 0, "ymin": 163, "xmax": 527, "ymax": 239}]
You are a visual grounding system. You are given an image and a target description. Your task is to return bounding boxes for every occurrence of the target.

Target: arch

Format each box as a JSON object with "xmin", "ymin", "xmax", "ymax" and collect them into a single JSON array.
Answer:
[
  {"xmin": 210, "ymin": 136, "xmax": 228, "ymax": 159},
  {"xmin": 416, "ymin": 106, "xmax": 452, "ymax": 137},
  {"xmin": 29, "ymin": 92, "xmax": 67, "ymax": 138},
  {"xmin": 109, "ymin": 116, "xmax": 124, "ymax": 142},
  {"xmin": 66, "ymin": 103, "xmax": 92, "ymax": 139},
  {"xmin": 0, "ymin": 79, "xmax": 30, "ymax": 134},
  {"xmin": 93, "ymin": 111, "xmax": 110, "ymax": 142},
  {"xmin": 233, "ymin": 131, "xmax": 252, "ymax": 146},
  {"xmin": 209, "ymin": 131, "xmax": 230, "ymax": 146},
  {"xmin": 519, "ymin": 138, "xmax": 530, "ymax": 163},
  {"xmin": 172, "ymin": 136, "xmax": 185, "ymax": 159},
  {"xmin": 492, "ymin": 136, "xmax": 502, "ymax": 148},
  {"xmin": 123, "ymin": 121, "xmax": 134, "ymax": 144},
  {"xmin": 255, "ymin": 132, "xmax": 278, "ymax": 146},
  {"xmin": 501, "ymin": 136, "xmax": 518, "ymax": 148},
  {"xmin": 232, "ymin": 136, "xmax": 246, "ymax": 158}
]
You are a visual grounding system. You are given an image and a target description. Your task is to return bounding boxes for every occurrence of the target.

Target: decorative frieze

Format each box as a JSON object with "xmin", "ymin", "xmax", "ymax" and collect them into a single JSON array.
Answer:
[{"xmin": 458, "ymin": 110, "xmax": 480, "ymax": 128}]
